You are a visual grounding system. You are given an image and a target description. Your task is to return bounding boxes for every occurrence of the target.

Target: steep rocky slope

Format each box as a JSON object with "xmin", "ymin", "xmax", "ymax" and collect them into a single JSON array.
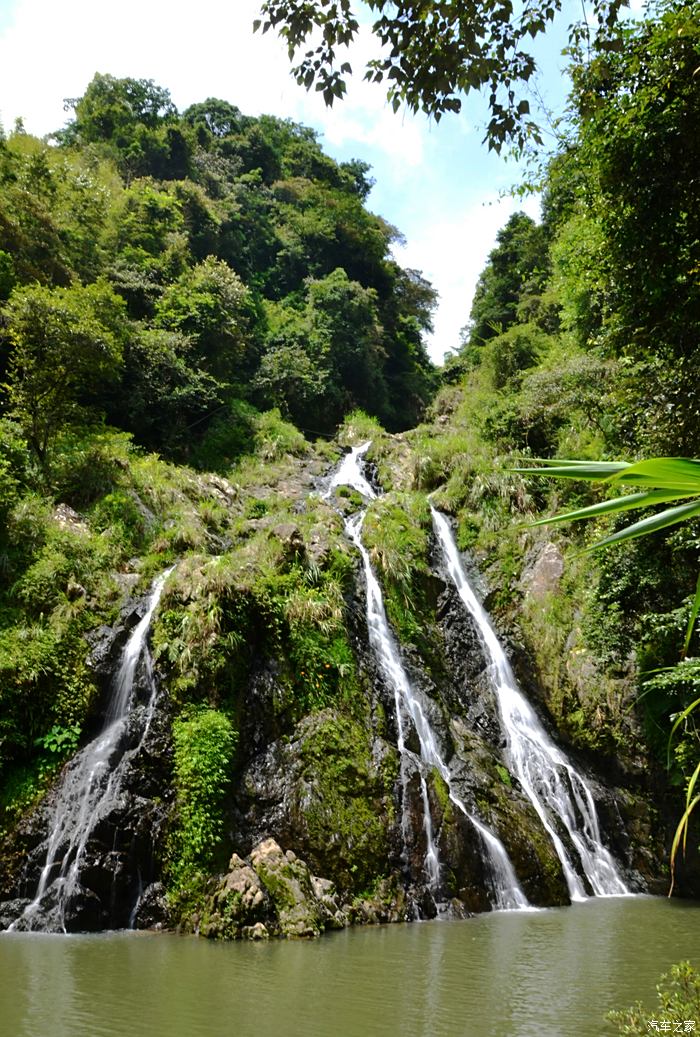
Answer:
[{"xmin": 0, "ymin": 412, "xmax": 682, "ymax": 937}]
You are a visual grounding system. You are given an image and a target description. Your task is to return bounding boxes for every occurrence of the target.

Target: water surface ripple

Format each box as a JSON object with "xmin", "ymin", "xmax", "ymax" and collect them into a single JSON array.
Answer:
[{"xmin": 2, "ymin": 898, "xmax": 699, "ymax": 1037}]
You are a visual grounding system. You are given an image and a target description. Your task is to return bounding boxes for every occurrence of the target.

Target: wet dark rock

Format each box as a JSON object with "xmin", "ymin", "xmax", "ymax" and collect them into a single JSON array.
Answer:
[
  {"xmin": 230, "ymin": 707, "xmax": 399, "ymax": 897},
  {"xmin": 86, "ymin": 587, "xmax": 154, "ymax": 684},
  {"xmin": 85, "ymin": 622, "xmax": 132, "ymax": 683},
  {"xmin": 0, "ymin": 899, "xmax": 30, "ymax": 930},
  {"xmin": 348, "ymin": 877, "xmax": 409, "ymax": 925},
  {"xmin": 430, "ymin": 540, "xmax": 504, "ymax": 751},
  {"xmin": 0, "ymin": 681, "xmax": 174, "ymax": 933},
  {"xmin": 236, "ymin": 662, "xmax": 296, "ymax": 757},
  {"xmin": 133, "ymin": 882, "xmax": 171, "ymax": 930}
]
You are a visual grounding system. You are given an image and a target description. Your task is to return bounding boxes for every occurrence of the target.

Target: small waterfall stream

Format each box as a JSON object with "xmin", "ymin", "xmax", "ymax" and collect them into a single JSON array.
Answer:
[
  {"xmin": 431, "ymin": 507, "xmax": 630, "ymax": 899},
  {"xmin": 328, "ymin": 445, "xmax": 529, "ymax": 911},
  {"xmin": 10, "ymin": 567, "xmax": 174, "ymax": 932}
]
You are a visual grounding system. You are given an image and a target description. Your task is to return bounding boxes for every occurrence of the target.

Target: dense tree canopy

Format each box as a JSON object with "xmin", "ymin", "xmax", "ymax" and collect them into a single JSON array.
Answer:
[
  {"xmin": 0, "ymin": 74, "xmax": 437, "ymax": 464},
  {"xmin": 455, "ymin": 0, "xmax": 700, "ymax": 452},
  {"xmin": 4, "ymin": 282, "xmax": 126, "ymax": 462},
  {"xmin": 464, "ymin": 212, "xmax": 547, "ymax": 348}
]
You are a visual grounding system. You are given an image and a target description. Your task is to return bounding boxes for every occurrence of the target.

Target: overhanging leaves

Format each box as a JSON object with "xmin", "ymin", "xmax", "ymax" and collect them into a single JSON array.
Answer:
[
  {"xmin": 516, "ymin": 455, "xmax": 700, "ymax": 551},
  {"xmin": 528, "ymin": 489, "xmax": 691, "ymax": 529},
  {"xmin": 255, "ymin": 0, "xmax": 627, "ymax": 152},
  {"xmin": 589, "ymin": 499, "xmax": 700, "ymax": 551},
  {"xmin": 608, "ymin": 458, "xmax": 700, "ymax": 492}
]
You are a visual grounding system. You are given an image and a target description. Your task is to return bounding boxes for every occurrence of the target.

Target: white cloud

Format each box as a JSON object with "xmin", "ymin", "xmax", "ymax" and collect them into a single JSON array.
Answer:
[
  {"xmin": 0, "ymin": 0, "xmax": 303, "ymax": 133},
  {"xmin": 285, "ymin": 23, "xmax": 429, "ymax": 171},
  {"xmin": 396, "ymin": 193, "xmax": 541, "ymax": 363},
  {"xmin": 321, "ymin": 105, "xmax": 426, "ymax": 170},
  {"xmin": 0, "ymin": 0, "xmax": 423, "ymax": 169}
]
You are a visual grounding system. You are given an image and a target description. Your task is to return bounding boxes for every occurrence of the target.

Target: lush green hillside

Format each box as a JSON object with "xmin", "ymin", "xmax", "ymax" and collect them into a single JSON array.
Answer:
[
  {"xmin": 1, "ymin": 0, "xmax": 699, "ymax": 940},
  {"xmin": 0, "ymin": 74, "xmax": 436, "ymax": 465},
  {"xmin": 0, "ymin": 77, "xmax": 437, "ymax": 918},
  {"xmin": 427, "ymin": 0, "xmax": 700, "ymax": 810}
]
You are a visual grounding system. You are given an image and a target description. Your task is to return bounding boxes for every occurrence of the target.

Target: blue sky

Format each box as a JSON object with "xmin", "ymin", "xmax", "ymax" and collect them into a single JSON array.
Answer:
[{"xmin": 0, "ymin": 0, "xmax": 589, "ymax": 361}]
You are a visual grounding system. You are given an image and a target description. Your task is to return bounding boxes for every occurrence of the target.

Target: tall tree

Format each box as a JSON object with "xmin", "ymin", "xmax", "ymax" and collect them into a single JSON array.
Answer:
[
  {"xmin": 556, "ymin": 0, "xmax": 700, "ymax": 452},
  {"xmin": 465, "ymin": 212, "xmax": 547, "ymax": 346},
  {"xmin": 154, "ymin": 256, "xmax": 257, "ymax": 384},
  {"xmin": 3, "ymin": 282, "xmax": 126, "ymax": 461},
  {"xmin": 59, "ymin": 74, "xmax": 192, "ymax": 181}
]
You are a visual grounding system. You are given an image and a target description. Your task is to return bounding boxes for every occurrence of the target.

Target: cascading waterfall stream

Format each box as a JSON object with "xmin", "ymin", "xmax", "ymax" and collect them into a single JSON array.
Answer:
[
  {"xmin": 328, "ymin": 445, "xmax": 529, "ymax": 911},
  {"xmin": 10, "ymin": 567, "xmax": 174, "ymax": 932},
  {"xmin": 431, "ymin": 506, "xmax": 630, "ymax": 900},
  {"xmin": 345, "ymin": 509, "xmax": 442, "ymax": 896}
]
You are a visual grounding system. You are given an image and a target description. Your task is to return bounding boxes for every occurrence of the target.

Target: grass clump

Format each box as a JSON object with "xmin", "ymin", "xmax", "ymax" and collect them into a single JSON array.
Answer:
[
  {"xmin": 253, "ymin": 408, "xmax": 308, "ymax": 461},
  {"xmin": 337, "ymin": 409, "xmax": 387, "ymax": 448},
  {"xmin": 362, "ymin": 492, "xmax": 441, "ymax": 663},
  {"xmin": 166, "ymin": 705, "xmax": 238, "ymax": 913}
]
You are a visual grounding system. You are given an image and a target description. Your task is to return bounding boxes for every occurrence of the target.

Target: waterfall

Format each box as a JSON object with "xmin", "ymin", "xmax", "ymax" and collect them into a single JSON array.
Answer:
[
  {"xmin": 326, "ymin": 440, "xmax": 377, "ymax": 500},
  {"xmin": 330, "ymin": 445, "xmax": 529, "ymax": 910},
  {"xmin": 9, "ymin": 567, "xmax": 174, "ymax": 932},
  {"xmin": 431, "ymin": 507, "xmax": 630, "ymax": 899}
]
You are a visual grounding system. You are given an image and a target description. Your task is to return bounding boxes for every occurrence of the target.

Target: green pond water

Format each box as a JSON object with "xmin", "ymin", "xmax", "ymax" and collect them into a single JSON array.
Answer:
[{"xmin": 1, "ymin": 897, "xmax": 698, "ymax": 1037}]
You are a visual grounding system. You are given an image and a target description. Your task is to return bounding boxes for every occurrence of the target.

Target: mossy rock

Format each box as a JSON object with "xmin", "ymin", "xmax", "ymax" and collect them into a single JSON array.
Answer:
[
  {"xmin": 201, "ymin": 841, "xmax": 349, "ymax": 940},
  {"xmin": 444, "ymin": 718, "xmax": 569, "ymax": 908},
  {"xmin": 293, "ymin": 709, "xmax": 398, "ymax": 893},
  {"xmin": 250, "ymin": 840, "xmax": 325, "ymax": 937}
]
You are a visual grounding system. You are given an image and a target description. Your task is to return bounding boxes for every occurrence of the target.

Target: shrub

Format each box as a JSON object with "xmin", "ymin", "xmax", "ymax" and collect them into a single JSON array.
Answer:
[
  {"xmin": 608, "ymin": 962, "xmax": 700, "ymax": 1034},
  {"xmin": 167, "ymin": 706, "xmax": 237, "ymax": 896},
  {"xmin": 253, "ymin": 408, "xmax": 307, "ymax": 460}
]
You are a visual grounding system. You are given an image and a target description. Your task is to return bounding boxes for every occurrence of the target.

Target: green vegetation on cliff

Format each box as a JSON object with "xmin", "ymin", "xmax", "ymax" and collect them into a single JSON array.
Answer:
[
  {"xmin": 0, "ymin": 70, "xmax": 436, "ymax": 882},
  {"xmin": 405, "ymin": 0, "xmax": 700, "ymax": 810},
  {"xmin": 1, "ymin": 0, "xmax": 699, "ymax": 934},
  {"xmin": 0, "ymin": 73, "xmax": 436, "ymax": 463}
]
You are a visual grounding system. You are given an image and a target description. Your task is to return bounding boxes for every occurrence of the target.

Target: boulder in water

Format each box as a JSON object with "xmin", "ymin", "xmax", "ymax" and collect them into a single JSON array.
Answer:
[{"xmin": 200, "ymin": 839, "xmax": 348, "ymax": 939}]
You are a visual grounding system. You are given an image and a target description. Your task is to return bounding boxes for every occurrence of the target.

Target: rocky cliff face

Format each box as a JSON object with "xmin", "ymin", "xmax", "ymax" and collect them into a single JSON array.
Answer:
[
  {"xmin": 0, "ymin": 431, "xmax": 684, "ymax": 936},
  {"xmin": 0, "ymin": 592, "xmax": 174, "ymax": 932}
]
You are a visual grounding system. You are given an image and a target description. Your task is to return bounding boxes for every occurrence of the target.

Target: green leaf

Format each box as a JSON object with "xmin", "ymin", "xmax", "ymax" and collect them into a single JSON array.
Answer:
[
  {"xmin": 606, "ymin": 457, "xmax": 700, "ymax": 492},
  {"xmin": 529, "ymin": 489, "xmax": 690, "ymax": 529},
  {"xmin": 586, "ymin": 499, "xmax": 700, "ymax": 551},
  {"xmin": 669, "ymin": 768, "xmax": 700, "ymax": 895},
  {"xmin": 683, "ymin": 572, "xmax": 700, "ymax": 659},
  {"xmin": 667, "ymin": 695, "xmax": 700, "ymax": 768},
  {"xmin": 687, "ymin": 760, "xmax": 700, "ymax": 812},
  {"xmin": 513, "ymin": 460, "xmax": 631, "ymax": 480}
]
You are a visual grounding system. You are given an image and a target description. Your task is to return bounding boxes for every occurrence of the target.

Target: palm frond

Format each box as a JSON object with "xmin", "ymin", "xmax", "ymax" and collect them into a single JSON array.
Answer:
[
  {"xmin": 529, "ymin": 489, "xmax": 688, "ymax": 529},
  {"xmin": 683, "ymin": 573, "xmax": 700, "ymax": 659}
]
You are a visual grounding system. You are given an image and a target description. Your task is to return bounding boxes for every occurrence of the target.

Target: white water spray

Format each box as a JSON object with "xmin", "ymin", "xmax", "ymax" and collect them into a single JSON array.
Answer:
[
  {"xmin": 324, "ymin": 441, "xmax": 377, "ymax": 501},
  {"xmin": 331, "ymin": 446, "xmax": 529, "ymax": 910},
  {"xmin": 431, "ymin": 507, "xmax": 630, "ymax": 900},
  {"xmin": 10, "ymin": 567, "xmax": 174, "ymax": 932}
]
